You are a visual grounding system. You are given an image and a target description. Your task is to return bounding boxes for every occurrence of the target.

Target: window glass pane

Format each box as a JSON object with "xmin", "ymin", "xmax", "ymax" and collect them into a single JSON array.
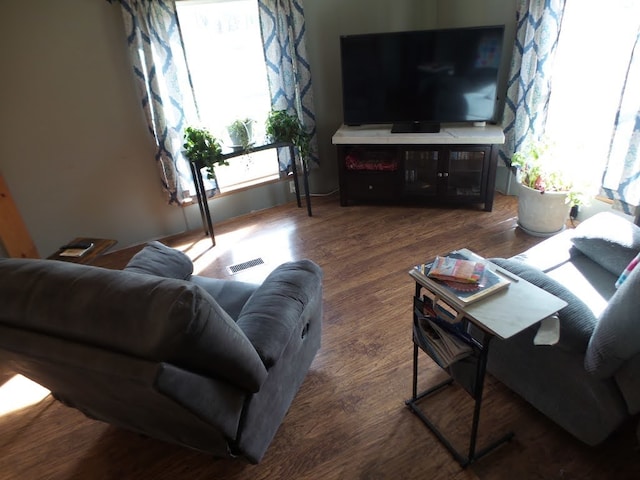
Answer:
[
  {"xmin": 545, "ymin": 0, "xmax": 640, "ymax": 190},
  {"xmin": 177, "ymin": 0, "xmax": 279, "ymax": 192}
]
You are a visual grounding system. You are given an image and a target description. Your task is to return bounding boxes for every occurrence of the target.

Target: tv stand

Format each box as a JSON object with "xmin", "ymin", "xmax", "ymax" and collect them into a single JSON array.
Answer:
[
  {"xmin": 391, "ymin": 121, "xmax": 440, "ymax": 134},
  {"xmin": 332, "ymin": 124, "xmax": 505, "ymax": 211}
]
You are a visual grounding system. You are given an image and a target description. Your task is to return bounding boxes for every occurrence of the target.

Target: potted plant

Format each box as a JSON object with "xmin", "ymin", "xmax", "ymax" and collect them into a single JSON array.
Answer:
[
  {"xmin": 183, "ymin": 126, "xmax": 228, "ymax": 180},
  {"xmin": 510, "ymin": 138, "xmax": 584, "ymax": 236},
  {"xmin": 226, "ymin": 118, "xmax": 255, "ymax": 151},
  {"xmin": 265, "ymin": 109, "xmax": 311, "ymax": 166}
]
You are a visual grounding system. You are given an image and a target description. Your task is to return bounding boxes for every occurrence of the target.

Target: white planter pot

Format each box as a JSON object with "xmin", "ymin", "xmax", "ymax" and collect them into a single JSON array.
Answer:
[{"xmin": 516, "ymin": 182, "xmax": 571, "ymax": 237}]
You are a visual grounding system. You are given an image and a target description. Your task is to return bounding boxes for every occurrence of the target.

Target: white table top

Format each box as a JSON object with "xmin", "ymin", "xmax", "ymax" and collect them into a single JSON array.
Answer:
[
  {"xmin": 332, "ymin": 123, "xmax": 505, "ymax": 145},
  {"xmin": 411, "ymin": 249, "xmax": 567, "ymax": 340}
]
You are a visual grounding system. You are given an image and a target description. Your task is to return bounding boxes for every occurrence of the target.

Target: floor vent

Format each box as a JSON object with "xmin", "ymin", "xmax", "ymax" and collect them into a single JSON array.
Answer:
[{"xmin": 226, "ymin": 257, "xmax": 265, "ymax": 275}]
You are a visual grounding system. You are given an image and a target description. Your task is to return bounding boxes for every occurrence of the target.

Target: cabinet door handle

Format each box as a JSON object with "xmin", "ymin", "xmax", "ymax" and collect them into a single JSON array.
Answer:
[
  {"xmin": 368, "ymin": 185, "xmax": 373, "ymax": 190},
  {"xmin": 443, "ymin": 172, "xmax": 449, "ymax": 177}
]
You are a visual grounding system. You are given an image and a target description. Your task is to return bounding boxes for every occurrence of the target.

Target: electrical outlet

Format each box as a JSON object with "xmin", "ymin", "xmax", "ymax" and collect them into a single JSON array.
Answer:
[{"xmin": 289, "ymin": 181, "xmax": 296, "ymax": 193}]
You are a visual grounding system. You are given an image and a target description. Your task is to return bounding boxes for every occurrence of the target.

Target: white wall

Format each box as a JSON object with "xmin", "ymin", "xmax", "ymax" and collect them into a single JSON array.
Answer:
[{"xmin": 0, "ymin": 0, "xmax": 515, "ymax": 257}]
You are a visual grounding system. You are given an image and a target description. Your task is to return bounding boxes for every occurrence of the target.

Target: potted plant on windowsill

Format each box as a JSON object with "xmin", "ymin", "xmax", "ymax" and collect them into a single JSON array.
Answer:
[
  {"xmin": 226, "ymin": 118, "xmax": 255, "ymax": 151},
  {"xmin": 511, "ymin": 138, "xmax": 585, "ymax": 237},
  {"xmin": 265, "ymin": 109, "xmax": 311, "ymax": 167},
  {"xmin": 183, "ymin": 126, "xmax": 229, "ymax": 180}
]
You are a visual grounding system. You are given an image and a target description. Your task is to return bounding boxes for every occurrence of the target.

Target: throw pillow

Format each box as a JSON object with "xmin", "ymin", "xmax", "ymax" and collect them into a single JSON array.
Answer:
[
  {"xmin": 585, "ymin": 261, "xmax": 640, "ymax": 378},
  {"xmin": 570, "ymin": 212, "xmax": 640, "ymax": 276},
  {"xmin": 615, "ymin": 252, "xmax": 640, "ymax": 288},
  {"xmin": 124, "ymin": 241, "xmax": 193, "ymax": 280},
  {"xmin": 490, "ymin": 258, "xmax": 598, "ymax": 353}
]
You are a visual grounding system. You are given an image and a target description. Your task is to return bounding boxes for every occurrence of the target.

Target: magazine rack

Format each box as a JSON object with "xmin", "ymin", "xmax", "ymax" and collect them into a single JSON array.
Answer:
[{"xmin": 406, "ymin": 284, "xmax": 512, "ymax": 467}]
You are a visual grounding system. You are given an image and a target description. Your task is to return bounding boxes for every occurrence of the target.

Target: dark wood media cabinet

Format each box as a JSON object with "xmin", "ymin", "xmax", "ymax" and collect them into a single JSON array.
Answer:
[{"xmin": 332, "ymin": 124, "xmax": 505, "ymax": 212}]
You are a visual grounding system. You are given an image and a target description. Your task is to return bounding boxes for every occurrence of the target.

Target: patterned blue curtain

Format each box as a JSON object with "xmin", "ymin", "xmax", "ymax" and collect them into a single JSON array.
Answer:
[
  {"xmin": 600, "ymin": 26, "xmax": 640, "ymax": 218},
  {"xmin": 257, "ymin": 0, "xmax": 318, "ymax": 172},
  {"xmin": 499, "ymin": 0, "xmax": 566, "ymax": 166},
  {"xmin": 109, "ymin": 0, "xmax": 204, "ymax": 205}
]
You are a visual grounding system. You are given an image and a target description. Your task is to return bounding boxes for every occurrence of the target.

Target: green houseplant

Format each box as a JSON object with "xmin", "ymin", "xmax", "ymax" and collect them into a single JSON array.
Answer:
[
  {"xmin": 227, "ymin": 118, "xmax": 255, "ymax": 150},
  {"xmin": 183, "ymin": 126, "xmax": 228, "ymax": 180},
  {"xmin": 511, "ymin": 138, "xmax": 584, "ymax": 236},
  {"xmin": 265, "ymin": 109, "xmax": 311, "ymax": 164}
]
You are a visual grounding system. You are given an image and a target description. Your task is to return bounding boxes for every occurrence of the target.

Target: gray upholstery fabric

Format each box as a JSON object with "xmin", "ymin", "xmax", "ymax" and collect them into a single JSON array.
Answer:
[
  {"xmin": 0, "ymin": 323, "xmax": 243, "ymax": 457},
  {"xmin": 124, "ymin": 240, "xmax": 193, "ymax": 279},
  {"xmin": 614, "ymin": 353, "xmax": 640, "ymax": 414},
  {"xmin": 487, "ymin": 213, "xmax": 640, "ymax": 446},
  {"xmin": 585, "ymin": 263, "xmax": 640, "ymax": 378},
  {"xmin": 487, "ymin": 326, "xmax": 629, "ymax": 446},
  {"xmin": 570, "ymin": 212, "xmax": 640, "ymax": 276},
  {"xmin": 490, "ymin": 258, "xmax": 598, "ymax": 353},
  {"xmin": 0, "ymin": 253, "xmax": 324, "ymax": 463},
  {"xmin": 190, "ymin": 275, "xmax": 258, "ymax": 320},
  {"xmin": 237, "ymin": 259, "xmax": 324, "ymax": 368},
  {"xmin": 0, "ymin": 258, "xmax": 267, "ymax": 392}
]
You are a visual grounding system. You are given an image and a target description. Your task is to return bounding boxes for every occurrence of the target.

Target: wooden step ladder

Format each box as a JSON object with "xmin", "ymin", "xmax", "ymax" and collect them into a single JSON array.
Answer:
[{"xmin": 0, "ymin": 173, "xmax": 39, "ymax": 258}]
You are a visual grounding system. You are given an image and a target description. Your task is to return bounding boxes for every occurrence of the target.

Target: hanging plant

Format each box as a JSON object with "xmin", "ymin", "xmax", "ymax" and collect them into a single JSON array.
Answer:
[{"xmin": 183, "ymin": 126, "xmax": 228, "ymax": 180}]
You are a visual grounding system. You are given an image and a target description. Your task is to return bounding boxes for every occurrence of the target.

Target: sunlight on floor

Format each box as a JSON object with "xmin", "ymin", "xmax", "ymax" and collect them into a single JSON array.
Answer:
[
  {"xmin": 0, "ymin": 374, "xmax": 50, "ymax": 417},
  {"xmin": 172, "ymin": 221, "xmax": 297, "ymax": 277}
]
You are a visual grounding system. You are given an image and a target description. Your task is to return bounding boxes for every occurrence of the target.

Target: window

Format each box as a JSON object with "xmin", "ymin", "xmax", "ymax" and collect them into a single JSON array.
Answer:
[
  {"xmin": 176, "ymin": 0, "xmax": 279, "ymax": 193},
  {"xmin": 545, "ymin": 0, "xmax": 640, "ymax": 192}
]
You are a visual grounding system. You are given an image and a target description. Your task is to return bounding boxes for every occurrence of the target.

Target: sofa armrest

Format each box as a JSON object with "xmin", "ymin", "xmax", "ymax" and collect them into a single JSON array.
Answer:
[
  {"xmin": 236, "ymin": 260, "xmax": 323, "ymax": 368},
  {"xmin": 614, "ymin": 353, "xmax": 640, "ymax": 415}
]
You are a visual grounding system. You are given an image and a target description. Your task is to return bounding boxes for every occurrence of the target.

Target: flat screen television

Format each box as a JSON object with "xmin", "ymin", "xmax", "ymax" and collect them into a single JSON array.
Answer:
[{"xmin": 340, "ymin": 25, "xmax": 505, "ymax": 133}]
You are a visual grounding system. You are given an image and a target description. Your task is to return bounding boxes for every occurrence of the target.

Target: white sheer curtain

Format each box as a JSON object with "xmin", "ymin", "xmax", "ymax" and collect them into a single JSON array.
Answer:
[{"xmin": 600, "ymin": 26, "xmax": 640, "ymax": 218}]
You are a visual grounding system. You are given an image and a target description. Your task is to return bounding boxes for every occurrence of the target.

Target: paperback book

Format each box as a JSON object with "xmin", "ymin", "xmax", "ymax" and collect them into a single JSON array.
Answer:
[
  {"xmin": 427, "ymin": 255, "xmax": 485, "ymax": 283},
  {"xmin": 58, "ymin": 242, "xmax": 95, "ymax": 258}
]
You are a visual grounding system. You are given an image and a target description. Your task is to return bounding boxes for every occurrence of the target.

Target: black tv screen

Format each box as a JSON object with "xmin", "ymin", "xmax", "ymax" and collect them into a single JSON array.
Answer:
[{"xmin": 340, "ymin": 25, "xmax": 505, "ymax": 132}]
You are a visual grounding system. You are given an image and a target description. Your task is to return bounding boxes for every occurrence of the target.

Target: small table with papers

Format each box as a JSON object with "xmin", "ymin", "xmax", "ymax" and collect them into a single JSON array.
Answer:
[{"xmin": 406, "ymin": 249, "xmax": 567, "ymax": 466}]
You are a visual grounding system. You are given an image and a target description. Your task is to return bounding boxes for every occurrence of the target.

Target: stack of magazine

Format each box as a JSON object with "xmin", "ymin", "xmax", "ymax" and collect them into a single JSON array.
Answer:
[
  {"xmin": 413, "ymin": 297, "xmax": 474, "ymax": 368},
  {"xmin": 411, "ymin": 250, "xmax": 512, "ymax": 306}
]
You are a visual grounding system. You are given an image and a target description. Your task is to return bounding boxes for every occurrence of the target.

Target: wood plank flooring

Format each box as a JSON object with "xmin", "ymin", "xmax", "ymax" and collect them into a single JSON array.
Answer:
[{"xmin": 1, "ymin": 193, "xmax": 639, "ymax": 479}]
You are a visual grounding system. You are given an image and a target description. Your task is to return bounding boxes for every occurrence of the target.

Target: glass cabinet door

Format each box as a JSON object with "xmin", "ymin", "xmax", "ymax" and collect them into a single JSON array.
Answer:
[
  {"xmin": 446, "ymin": 150, "xmax": 486, "ymax": 197},
  {"xmin": 403, "ymin": 150, "xmax": 439, "ymax": 196}
]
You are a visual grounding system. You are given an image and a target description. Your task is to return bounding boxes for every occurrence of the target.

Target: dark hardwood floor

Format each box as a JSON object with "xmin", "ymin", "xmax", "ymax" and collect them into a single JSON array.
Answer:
[{"xmin": 1, "ymin": 193, "xmax": 639, "ymax": 479}]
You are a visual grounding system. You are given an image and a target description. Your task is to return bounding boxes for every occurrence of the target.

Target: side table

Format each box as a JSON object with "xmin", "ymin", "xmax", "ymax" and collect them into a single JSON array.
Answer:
[
  {"xmin": 190, "ymin": 141, "xmax": 312, "ymax": 246},
  {"xmin": 48, "ymin": 238, "xmax": 117, "ymax": 265},
  {"xmin": 406, "ymin": 249, "xmax": 567, "ymax": 466}
]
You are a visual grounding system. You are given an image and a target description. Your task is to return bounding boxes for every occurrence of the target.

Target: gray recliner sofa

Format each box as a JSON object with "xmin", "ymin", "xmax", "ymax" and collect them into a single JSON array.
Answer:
[
  {"xmin": 487, "ymin": 212, "xmax": 640, "ymax": 446},
  {"xmin": 0, "ymin": 241, "xmax": 323, "ymax": 463}
]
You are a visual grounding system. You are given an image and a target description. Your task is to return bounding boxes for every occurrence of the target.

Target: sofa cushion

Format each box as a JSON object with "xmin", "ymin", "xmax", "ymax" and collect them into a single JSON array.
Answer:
[
  {"xmin": 124, "ymin": 241, "xmax": 193, "ymax": 280},
  {"xmin": 570, "ymin": 212, "xmax": 640, "ymax": 276},
  {"xmin": 0, "ymin": 258, "xmax": 267, "ymax": 392},
  {"xmin": 585, "ymin": 261, "xmax": 640, "ymax": 378},
  {"xmin": 490, "ymin": 258, "xmax": 598, "ymax": 353}
]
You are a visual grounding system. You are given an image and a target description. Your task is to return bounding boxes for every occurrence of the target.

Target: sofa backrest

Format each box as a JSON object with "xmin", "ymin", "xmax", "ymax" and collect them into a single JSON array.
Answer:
[{"xmin": 0, "ymin": 258, "xmax": 267, "ymax": 392}]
